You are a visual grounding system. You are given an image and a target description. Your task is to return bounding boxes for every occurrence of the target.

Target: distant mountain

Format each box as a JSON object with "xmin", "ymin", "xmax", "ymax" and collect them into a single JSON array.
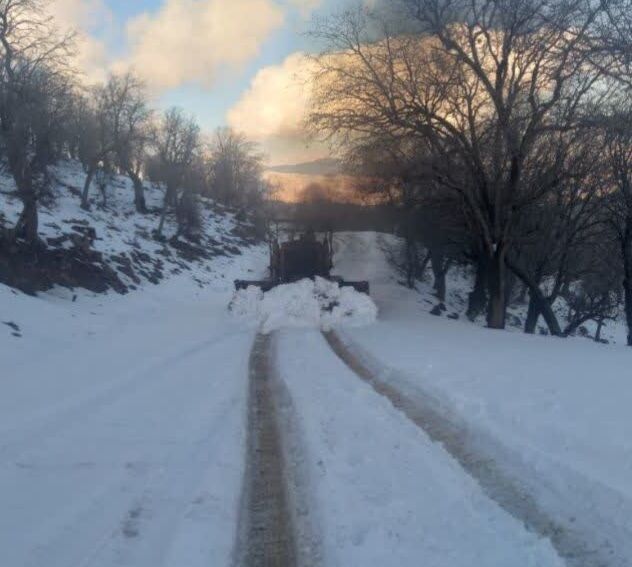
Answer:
[{"xmin": 266, "ymin": 158, "xmax": 341, "ymax": 176}]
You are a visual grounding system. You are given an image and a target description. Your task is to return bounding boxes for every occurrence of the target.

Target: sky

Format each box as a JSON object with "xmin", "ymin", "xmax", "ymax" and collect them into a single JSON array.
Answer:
[{"xmin": 51, "ymin": 0, "xmax": 357, "ymax": 166}]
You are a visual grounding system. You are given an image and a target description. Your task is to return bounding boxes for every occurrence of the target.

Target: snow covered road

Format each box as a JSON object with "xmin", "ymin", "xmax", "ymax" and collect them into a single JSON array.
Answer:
[
  {"xmin": 0, "ymin": 282, "xmax": 255, "ymax": 567},
  {"xmin": 275, "ymin": 329, "xmax": 563, "ymax": 567},
  {"xmin": 1, "ymin": 281, "xmax": 565, "ymax": 567},
  {"xmin": 4, "ymin": 229, "xmax": 630, "ymax": 567},
  {"xmin": 334, "ymin": 231, "xmax": 632, "ymax": 567}
]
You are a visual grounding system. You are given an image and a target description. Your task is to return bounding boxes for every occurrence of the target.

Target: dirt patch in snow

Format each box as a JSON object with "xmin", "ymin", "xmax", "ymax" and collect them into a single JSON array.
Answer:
[
  {"xmin": 0, "ymin": 236, "xmax": 127, "ymax": 295},
  {"xmin": 233, "ymin": 333, "xmax": 297, "ymax": 567}
]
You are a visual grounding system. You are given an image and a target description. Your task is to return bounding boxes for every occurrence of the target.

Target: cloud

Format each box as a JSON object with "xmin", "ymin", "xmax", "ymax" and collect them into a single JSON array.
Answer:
[
  {"xmin": 118, "ymin": 0, "xmax": 285, "ymax": 90},
  {"xmin": 228, "ymin": 52, "xmax": 328, "ymax": 164},
  {"xmin": 288, "ymin": 0, "xmax": 322, "ymax": 17},
  {"xmin": 48, "ymin": 0, "xmax": 112, "ymax": 82}
]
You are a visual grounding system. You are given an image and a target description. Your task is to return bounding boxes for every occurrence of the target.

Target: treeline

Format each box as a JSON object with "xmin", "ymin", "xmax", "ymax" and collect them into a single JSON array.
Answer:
[
  {"xmin": 0, "ymin": 0, "xmax": 267, "ymax": 246},
  {"xmin": 309, "ymin": 0, "xmax": 632, "ymax": 345}
]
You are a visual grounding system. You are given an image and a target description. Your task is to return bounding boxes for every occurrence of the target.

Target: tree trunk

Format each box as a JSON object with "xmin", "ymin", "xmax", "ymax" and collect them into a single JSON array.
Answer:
[
  {"xmin": 98, "ymin": 182, "xmax": 107, "ymax": 207},
  {"xmin": 467, "ymin": 256, "xmax": 487, "ymax": 321},
  {"xmin": 81, "ymin": 165, "xmax": 96, "ymax": 210},
  {"xmin": 419, "ymin": 250, "xmax": 431, "ymax": 277},
  {"xmin": 6, "ymin": 154, "xmax": 39, "ymax": 245},
  {"xmin": 129, "ymin": 170, "xmax": 146, "ymax": 213},
  {"xmin": 430, "ymin": 249, "xmax": 446, "ymax": 302},
  {"xmin": 486, "ymin": 247, "xmax": 507, "ymax": 329},
  {"xmin": 524, "ymin": 293, "xmax": 540, "ymax": 334},
  {"xmin": 506, "ymin": 258, "xmax": 563, "ymax": 337},
  {"xmin": 156, "ymin": 185, "xmax": 174, "ymax": 238},
  {"xmin": 15, "ymin": 191, "xmax": 39, "ymax": 244}
]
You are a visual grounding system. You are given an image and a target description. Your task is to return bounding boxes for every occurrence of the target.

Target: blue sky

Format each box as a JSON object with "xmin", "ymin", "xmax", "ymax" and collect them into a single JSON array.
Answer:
[
  {"xmin": 161, "ymin": 6, "xmax": 314, "ymax": 130},
  {"xmin": 68, "ymin": 0, "xmax": 352, "ymax": 164}
]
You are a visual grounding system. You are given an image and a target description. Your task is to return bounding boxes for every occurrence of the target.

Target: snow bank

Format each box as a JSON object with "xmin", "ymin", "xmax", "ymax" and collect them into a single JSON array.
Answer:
[{"xmin": 229, "ymin": 277, "xmax": 377, "ymax": 333}]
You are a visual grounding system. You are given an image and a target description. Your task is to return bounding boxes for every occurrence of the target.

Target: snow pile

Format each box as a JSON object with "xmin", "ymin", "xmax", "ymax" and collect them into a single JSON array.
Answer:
[{"xmin": 230, "ymin": 277, "xmax": 377, "ymax": 333}]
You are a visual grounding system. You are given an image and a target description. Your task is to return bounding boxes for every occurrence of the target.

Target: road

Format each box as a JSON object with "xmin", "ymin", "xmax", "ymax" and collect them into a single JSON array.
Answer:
[
  {"xmin": 0, "ymin": 262, "xmax": 601, "ymax": 567},
  {"xmin": 0, "ymin": 288, "xmax": 253, "ymax": 567}
]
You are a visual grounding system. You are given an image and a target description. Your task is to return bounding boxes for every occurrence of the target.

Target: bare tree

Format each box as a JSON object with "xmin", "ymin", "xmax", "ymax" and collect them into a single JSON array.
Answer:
[
  {"xmin": 151, "ymin": 107, "xmax": 200, "ymax": 238},
  {"xmin": 208, "ymin": 127, "xmax": 266, "ymax": 209},
  {"xmin": 505, "ymin": 130, "xmax": 605, "ymax": 336},
  {"xmin": 78, "ymin": 73, "xmax": 151, "ymax": 212},
  {"xmin": 0, "ymin": 0, "xmax": 74, "ymax": 244},
  {"xmin": 603, "ymin": 107, "xmax": 632, "ymax": 345},
  {"xmin": 108, "ymin": 73, "xmax": 152, "ymax": 213},
  {"xmin": 309, "ymin": 0, "xmax": 620, "ymax": 328},
  {"xmin": 75, "ymin": 88, "xmax": 111, "ymax": 209}
]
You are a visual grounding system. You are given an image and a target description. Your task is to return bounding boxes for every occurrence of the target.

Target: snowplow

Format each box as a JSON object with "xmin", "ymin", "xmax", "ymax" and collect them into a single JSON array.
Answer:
[{"xmin": 234, "ymin": 231, "xmax": 370, "ymax": 294}]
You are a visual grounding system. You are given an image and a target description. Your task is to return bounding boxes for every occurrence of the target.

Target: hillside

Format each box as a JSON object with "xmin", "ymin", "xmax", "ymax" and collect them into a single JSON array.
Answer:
[{"xmin": 0, "ymin": 160, "xmax": 264, "ymax": 295}]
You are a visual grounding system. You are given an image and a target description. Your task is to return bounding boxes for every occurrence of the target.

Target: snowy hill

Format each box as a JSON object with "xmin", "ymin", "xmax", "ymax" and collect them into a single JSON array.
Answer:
[
  {"xmin": 0, "ymin": 160, "xmax": 264, "ymax": 295},
  {"xmin": 0, "ymin": 160, "xmax": 269, "ymax": 342}
]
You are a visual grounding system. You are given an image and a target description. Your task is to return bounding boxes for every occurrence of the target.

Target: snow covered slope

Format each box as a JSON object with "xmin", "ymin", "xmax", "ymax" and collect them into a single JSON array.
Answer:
[
  {"xmin": 336, "ymin": 231, "xmax": 632, "ymax": 566},
  {"xmin": 0, "ymin": 160, "xmax": 262, "ymax": 296}
]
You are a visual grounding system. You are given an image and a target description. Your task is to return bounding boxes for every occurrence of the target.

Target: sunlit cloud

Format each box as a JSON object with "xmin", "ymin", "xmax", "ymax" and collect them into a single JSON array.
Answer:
[
  {"xmin": 115, "ymin": 0, "xmax": 285, "ymax": 90},
  {"xmin": 288, "ymin": 0, "xmax": 322, "ymax": 18},
  {"xmin": 48, "ymin": 0, "xmax": 113, "ymax": 82},
  {"xmin": 227, "ymin": 52, "xmax": 329, "ymax": 164}
]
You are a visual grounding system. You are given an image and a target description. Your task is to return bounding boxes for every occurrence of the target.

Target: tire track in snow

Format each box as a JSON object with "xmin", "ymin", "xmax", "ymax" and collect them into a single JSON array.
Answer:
[
  {"xmin": 323, "ymin": 329, "xmax": 610, "ymax": 567},
  {"xmin": 233, "ymin": 332, "xmax": 297, "ymax": 567}
]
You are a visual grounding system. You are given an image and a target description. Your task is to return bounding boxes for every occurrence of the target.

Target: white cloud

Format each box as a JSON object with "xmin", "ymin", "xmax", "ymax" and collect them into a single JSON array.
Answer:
[
  {"xmin": 117, "ymin": 0, "xmax": 285, "ymax": 90},
  {"xmin": 49, "ymin": 0, "xmax": 112, "ymax": 82},
  {"xmin": 228, "ymin": 52, "xmax": 328, "ymax": 164},
  {"xmin": 288, "ymin": 0, "xmax": 322, "ymax": 17}
]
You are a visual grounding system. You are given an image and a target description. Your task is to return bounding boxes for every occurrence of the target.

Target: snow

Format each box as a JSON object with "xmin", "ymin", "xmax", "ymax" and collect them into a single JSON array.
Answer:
[
  {"xmin": 3, "ymin": 173, "xmax": 632, "ymax": 567},
  {"xmin": 276, "ymin": 329, "xmax": 563, "ymax": 567},
  {"xmin": 229, "ymin": 276, "xmax": 378, "ymax": 333},
  {"xmin": 0, "ymin": 159, "xmax": 264, "ymax": 294},
  {"xmin": 0, "ymin": 268, "xmax": 268, "ymax": 567},
  {"xmin": 0, "ymin": 161, "xmax": 271, "ymax": 566},
  {"xmin": 335, "ymin": 231, "xmax": 632, "ymax": 566},
  {"xmin": 0, "ymin": 282, "xmax": 246, "ymax": 566}
]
